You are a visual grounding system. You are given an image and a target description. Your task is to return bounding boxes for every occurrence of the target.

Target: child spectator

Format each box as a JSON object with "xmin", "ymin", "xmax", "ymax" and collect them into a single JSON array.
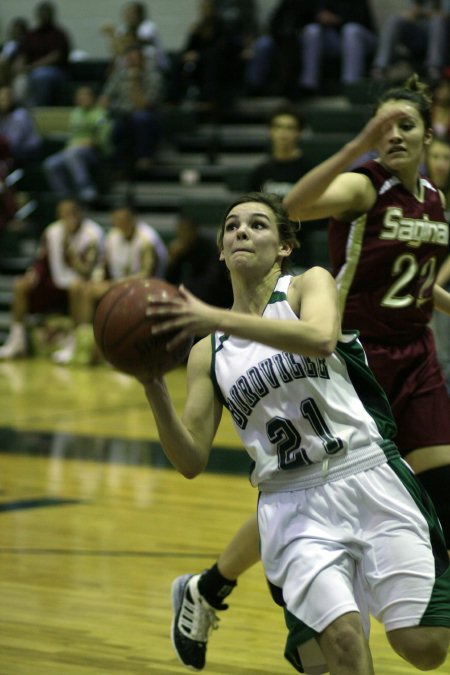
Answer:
[{"xmin": 43, "ymin": 85, "xmax": 111, "ymax": 203}]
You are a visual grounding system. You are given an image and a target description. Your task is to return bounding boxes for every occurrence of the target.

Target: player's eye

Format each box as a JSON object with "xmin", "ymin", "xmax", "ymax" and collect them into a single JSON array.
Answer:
[{"xmin": 400, "ymin": 121, "xmax": 415, "ymax": 131}]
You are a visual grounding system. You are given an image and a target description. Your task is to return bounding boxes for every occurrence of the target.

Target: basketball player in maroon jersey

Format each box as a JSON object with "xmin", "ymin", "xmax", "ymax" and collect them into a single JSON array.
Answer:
[
  {"xmin": 285, "ymin": 74, "xmax": 450, "ymax": 542},
  {"xmin": 168, "ymin": 75, "xmax": 450, "ymax": 671}
]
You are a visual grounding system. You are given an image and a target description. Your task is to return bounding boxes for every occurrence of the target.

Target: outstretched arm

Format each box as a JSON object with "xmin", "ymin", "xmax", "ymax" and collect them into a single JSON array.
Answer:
[
  {"xmin": 147, "ymin": 267, "xmax": 341, "ymax": 359},
  {"xmin": 141, "ymin": 337, "xmax": 222, "ymax": 478}
]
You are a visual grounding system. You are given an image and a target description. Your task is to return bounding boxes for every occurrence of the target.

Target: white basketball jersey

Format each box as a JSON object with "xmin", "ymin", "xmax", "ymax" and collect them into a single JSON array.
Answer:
[
  {"xmin": 211, "ymin": 275, "xmax": 399, "ymax": 491},
  {"xmin": 106, "ymin": 221, "xmax": 167, "ymax": 279}
]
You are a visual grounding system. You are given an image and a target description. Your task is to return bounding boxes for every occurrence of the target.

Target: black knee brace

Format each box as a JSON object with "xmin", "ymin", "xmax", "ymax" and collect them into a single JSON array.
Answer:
[{"xmin": 416, "ymin": 465, "xmax": 450, "ymax": 550}]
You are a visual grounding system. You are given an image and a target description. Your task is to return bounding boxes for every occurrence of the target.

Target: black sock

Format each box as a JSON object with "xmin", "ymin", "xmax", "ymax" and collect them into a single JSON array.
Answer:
[{"xmin": 198, "ymin": 563, "xmax": 237, "ymax": 610}]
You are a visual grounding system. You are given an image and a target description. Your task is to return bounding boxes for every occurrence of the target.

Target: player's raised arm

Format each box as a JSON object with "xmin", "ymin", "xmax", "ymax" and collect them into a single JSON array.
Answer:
[{"xmin": 283, "ymin": 106, "xmax": 408, "ymax": 221}]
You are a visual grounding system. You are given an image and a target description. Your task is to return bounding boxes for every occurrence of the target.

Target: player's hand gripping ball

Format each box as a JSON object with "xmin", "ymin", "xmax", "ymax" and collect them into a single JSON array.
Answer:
[{"xmin": 93, "ymin": 278, "xmax": 193, "ymax": 379}]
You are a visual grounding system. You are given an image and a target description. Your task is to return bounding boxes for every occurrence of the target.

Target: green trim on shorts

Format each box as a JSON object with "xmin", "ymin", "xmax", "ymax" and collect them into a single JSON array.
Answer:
[
  {"xmin": 388, "ymin": 456, "xmax": 450, "ymax": 627},
  {"xmin": 283, "ymin": 609, "xmax": 319, "ymax": 673}
]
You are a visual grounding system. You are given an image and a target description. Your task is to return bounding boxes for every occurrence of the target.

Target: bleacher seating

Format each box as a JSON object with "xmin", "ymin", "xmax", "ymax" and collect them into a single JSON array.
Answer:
[{"xmin": 0, "ymin": 55, "xmax": 376, "ymax": 338}]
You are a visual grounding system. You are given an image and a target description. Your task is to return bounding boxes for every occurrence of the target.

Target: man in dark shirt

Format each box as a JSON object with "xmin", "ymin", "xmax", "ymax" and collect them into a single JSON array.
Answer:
[
  {"xmin": 14, "ymin": 1, "xmax": 71, "ymax": 105},
  {"xmin": 248, "ymin": 104, "xmax": 311, "ymax": 194},
  {"xmin": 248, "ymin": 104, "xmax": 319, "ymax": 269}
]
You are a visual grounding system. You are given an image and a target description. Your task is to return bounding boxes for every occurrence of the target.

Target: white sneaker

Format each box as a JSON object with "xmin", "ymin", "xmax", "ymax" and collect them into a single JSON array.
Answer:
[
  {"xmin": 0, "ymin": 338, "xmax": 26, "ymax": 359},
  {"xmin": 52, "ymin": 335, "xmax": 75, "ymax": 365},
  {"xmin": 171, "ymin": 573, "xmax": 219, "ymax": 671}
]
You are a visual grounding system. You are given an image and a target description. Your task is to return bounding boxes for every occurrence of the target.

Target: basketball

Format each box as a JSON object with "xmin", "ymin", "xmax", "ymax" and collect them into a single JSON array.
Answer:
[{"xmin": 93, "ymin": 278, "xmax": 193, "ymax": 379}]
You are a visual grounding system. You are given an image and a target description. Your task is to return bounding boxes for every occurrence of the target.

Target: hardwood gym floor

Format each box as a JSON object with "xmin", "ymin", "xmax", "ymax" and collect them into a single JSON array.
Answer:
[{"xmin": 0, "ymin": 359, "xmax": 449, "ymax": 674}]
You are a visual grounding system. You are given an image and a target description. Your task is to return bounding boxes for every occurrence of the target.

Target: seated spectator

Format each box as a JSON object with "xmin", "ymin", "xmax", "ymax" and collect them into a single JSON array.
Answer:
[
  {"xmin": 371, "ymin": 1, "xmax": 450, "ymax": 84},
  {"xmin": 0, "ymin": 85, "xmax": 43, "ymax": 163},
  {"xmin": 246, "ymin": 0, "xmax": 376, "ymax": 98},
  {"xmin": 215, "ymin": 0, "xmax": 260, "ymax": 95},
  {"xmin": 11, "ymin": 1, "xmax": 71, "ymax": 106},
  {"xmin": 0, "ymin": 17, "xmax": 29, "ymax": 88},
  {"xmin": 101, "ymin": 1, "xmax": 169, "ymax": 73},
  {"xmin": 431, "ymin": 70, "xmax": 450, "ymax": 138},
  {"xmin": 0, "ymin": 199, "xmax": 104, "ymax": 360},
  {"xmin": 0, "ymin": 134, "xmax": 19, "ymax": 233},
  {"xmin": 166, "ymin": 212, "xmax": 232, "ymax": 308},
  {"xmin": 245, "ymin": 0, "xmax": 314, "ymax": 97},
  {"xmin": 426, "ymin": 137, "xmax": 450, "ymax": 391},
  {"xmin": 98, "ymin": 45, "xmax": 162, "ymax": 175},
  {"xmin": 52, "ymin": 200, "xmax": 168, "ymax": 366},
  {"xmin": 247, "ymin": 104, "xmax": 312, "ymax": 195},
  {"xmin": 166, "ymin": 0, "xmax": 238, "ymax": 107},
  {"xmin": 247, "ymin": 103, "xmax": 316, "ymax": 269},
  {"xmin": 299, "ymin": 0, "xmax": 377, "ymax": 94},
  {"xmin": 43, "ymin": 85, "xmax": 111, "ymax": 203}
]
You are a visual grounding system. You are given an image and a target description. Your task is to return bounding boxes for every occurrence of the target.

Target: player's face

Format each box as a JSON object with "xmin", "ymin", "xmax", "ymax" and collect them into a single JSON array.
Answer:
[
  {"xmin": 220, "ymin": 202, "xmax": 289, "ymax": 274},
  {"xmin": 375, "ymin": 100, "xmax": 432, "ymax": 173},
  {"xmin": 113, "ymin": 209, "xmax": 135, "ymax": 239},
  {"xmin": 426, "ymin": 140, "xmax": 450, "ymax": 189},
  {"xmin": 269, "ymin": 114, "xmax": 300, "ymax": 151},
  {"xmin": 58, "ymin": 200, "xmax": 82, "ymax": 233},
  {"xmin": 75, "ymin": 86, "xmax": 94, "ymax": 109}
]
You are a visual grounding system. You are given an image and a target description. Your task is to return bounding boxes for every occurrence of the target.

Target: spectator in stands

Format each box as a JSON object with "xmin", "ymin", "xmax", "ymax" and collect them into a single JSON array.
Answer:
[
  {"xmin": 246, "ymin": 0, "xmax": 376, "ymax": 97},
  {"xmin": 166, "ymin": 0, "xmax": 238, "ymax": 107},
  {"xmin": 371, "ymin": 1, "xmax": 450, "ymax": 85},
  {"xmin": 0, "ymin": 17, "xmax": 29, "ymax": 88},
  {"xmin": 0, "ymin": 135, "xmax": 19, "ymax": 233},
  {"xmin": 425, "ymin": 137, "xmax": 450, "ymax": 205},
  {"xmin": 215, "ymin": 0, "xmax": 260, "ymax": 95},
  {"xmin": 99, "ymin": 44, "xmax": 162, "ymax": 175},
  {"xmin": 298, "ymin": 0, "xmax": 377, "ymax": 94},
  {"xmin": 101, "ymin": 1, "xmax": 169, "ymax": 73},
  {"xmin": 43, "ymin": 85, "xmax": 111, "ymax": 203},
  {"xmin": 11, "ymin": 1, "xmax": 71, "ymax": 106},
  {"xmin": 245, "ymin": 0, "xmax": 314, "ymax": 97},
  {"xmin": 0, "ymin": 199, "xmax": 104, "ymax": 360},
  {"xmin": 247, "ymin": 103, "xmax": 318, "ymax": 269},
  {"xmin": 248, "ymin": 104, "xmax": 311, "ymax": 195},
  {"xmin": 52, "ymin": 200, "xmax": 168, "ymax": 366},
  {"xmin": 431, "ymin": 69, "xmax": 450, "ymax": 138},
  {"xmin": 425, "ymin": 137, "xmax": 450, "ymax": 391},
  {"xmin": 166, "ymin": 212, "xmax": 232, "ymax": 308},
  {"xmin": 0, "ymin": 85, "xmax": 43, "ymax": 163}
]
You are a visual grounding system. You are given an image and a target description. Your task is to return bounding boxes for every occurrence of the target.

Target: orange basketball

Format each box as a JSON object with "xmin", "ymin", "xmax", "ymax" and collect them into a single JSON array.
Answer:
[{"xmin": 93, "ymin": 278, "xmax": 192, "ymax": 379}]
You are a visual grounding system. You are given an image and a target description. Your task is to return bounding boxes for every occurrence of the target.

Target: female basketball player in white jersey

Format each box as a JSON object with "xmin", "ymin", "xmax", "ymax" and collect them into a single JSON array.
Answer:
[
  {"xmin": 141, "ymin": 191, "xmax": 450, "ymax": 674},
  {"xmin": 164, "ymin": 75, "xmax": 450, "ymax": 674}
]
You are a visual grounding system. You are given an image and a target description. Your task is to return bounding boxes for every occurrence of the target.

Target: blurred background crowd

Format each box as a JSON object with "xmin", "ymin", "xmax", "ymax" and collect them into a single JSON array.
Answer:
[{"xmin": 1, "ymin": 0, "xmax": 450, "ymax": 373}]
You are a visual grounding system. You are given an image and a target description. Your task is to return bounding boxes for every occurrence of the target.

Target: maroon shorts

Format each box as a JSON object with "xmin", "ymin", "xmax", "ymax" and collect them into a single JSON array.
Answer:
[
  {"xmin": 363, "ymin": 328, "xmax": 450, "ymax": 456},
  {"xmin": 29, "ymin": 272, "xmax": 68, "ymax": 315}
]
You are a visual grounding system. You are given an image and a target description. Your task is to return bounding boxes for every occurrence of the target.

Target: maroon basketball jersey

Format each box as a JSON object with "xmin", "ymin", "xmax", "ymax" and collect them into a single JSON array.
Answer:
[{"xmin": 329, "ymin": 160, "xmax": 449, "ymax": 344}]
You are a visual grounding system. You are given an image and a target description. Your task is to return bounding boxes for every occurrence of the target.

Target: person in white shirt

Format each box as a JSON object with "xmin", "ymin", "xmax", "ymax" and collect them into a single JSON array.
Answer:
[
  {"xmin": 52, "ymin": 201, "xmax": 168, "ymax": 365},
  {"xmin": 0, "ymin": 199, "xmax": 104, "ymax": 360}
]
